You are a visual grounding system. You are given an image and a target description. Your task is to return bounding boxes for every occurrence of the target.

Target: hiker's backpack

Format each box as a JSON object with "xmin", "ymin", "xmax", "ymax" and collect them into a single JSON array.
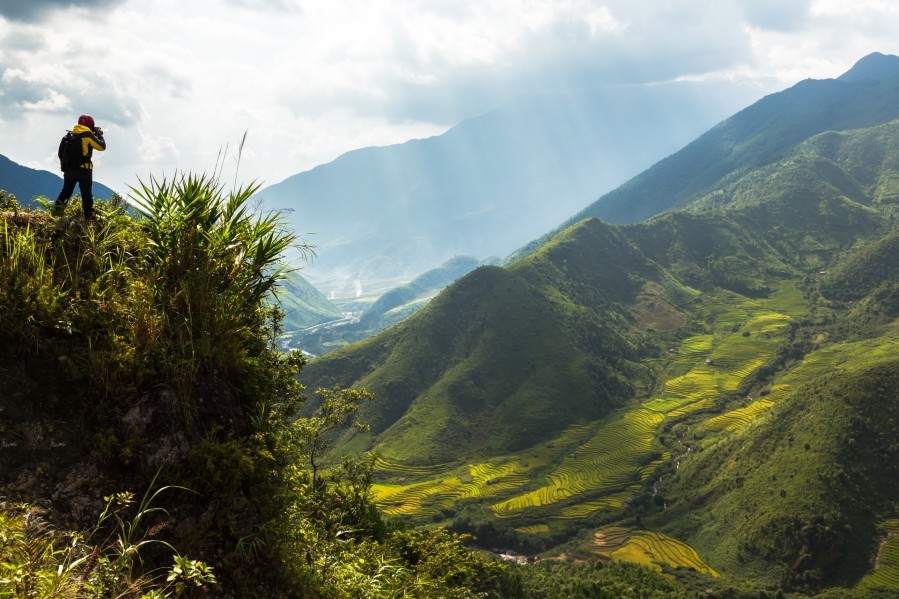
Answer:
[{"xmin": 58, "ymin": 131, "xmax": 85, "ymax": 171}]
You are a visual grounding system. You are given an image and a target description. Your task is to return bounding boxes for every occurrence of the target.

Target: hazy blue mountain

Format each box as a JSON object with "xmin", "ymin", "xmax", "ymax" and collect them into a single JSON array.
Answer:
[
  {"xmin": 573, "ymin": 52, "xmax": 899, "ymax": 225},
  {"xmin": 276, "ymin": 274, "xmax": 344, "ymax": 333},
  {"xmin": 257, "ymin": 82, "xmax": 759, "ymax": 287},
  {"xmin": 0, "ymin": 153, "xmax": 116, "ymax": 206}
]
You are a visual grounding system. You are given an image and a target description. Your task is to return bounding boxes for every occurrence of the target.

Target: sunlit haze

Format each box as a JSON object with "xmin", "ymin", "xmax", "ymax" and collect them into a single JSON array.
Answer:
[{"xmin": 2, "ymin": 0, "xmax": 899, "ymax": 192}]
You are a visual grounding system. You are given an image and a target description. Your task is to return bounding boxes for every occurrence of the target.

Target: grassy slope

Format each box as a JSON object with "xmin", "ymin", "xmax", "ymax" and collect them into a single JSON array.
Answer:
[
  {"xmin": 300, "ymin": 69, "xmax": 899, "ymax": 594},
  {"xmin": 657, "ymin": 357, "xmax": 899, "ymax": 587},
  {"xmin": 303, "ymin": 218, "xmax": 663, "ymax": 464}
]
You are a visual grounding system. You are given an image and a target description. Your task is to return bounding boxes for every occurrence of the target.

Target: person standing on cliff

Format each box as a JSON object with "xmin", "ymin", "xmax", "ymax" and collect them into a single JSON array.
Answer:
[{"xmin": 55, "ymin": 114, "xmax": 106, "ymax": 220}]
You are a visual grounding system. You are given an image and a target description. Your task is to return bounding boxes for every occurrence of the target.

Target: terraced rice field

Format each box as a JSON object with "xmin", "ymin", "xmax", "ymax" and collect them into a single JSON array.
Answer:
[
  {"xmin": 703, "ymin": 399, "xmax": 774, "ymax": 433},
  {"xmin": 460, "ymin": 462, "xmax": 529, "ymax": 498},
  {"xmin": 372, "ymin": 476, "xmax": 464, "ymax": 515},
  {"xmin": 702, "ymin": 325, "xmax": 898, "ymax": 436},
  {"xmin": 662, "ymin": 309, "xmax": 787, "ymax": 418},
  {"xmin": 491, "ymin": 409, "xmax": 664, "ymax": 518},
  {"xmin": 373, "ymin": 457, "xmax": 454, "ymax": 480},
  {"xmin": 758, "ymin": 337, "xmax": 899, "ymax": 405},
  {"xmin": 372, "ymin": 461, "xmax": 532, "ymax": 517},
  {"xmin": 764, "ymin": 280, "xmax": 808, "ymax": 315},
  {"xmin": 370, "ymin": 295, "xmax": 799, "ymax": 522},
  {"xmin": 371, "ymin": 422, "xmax": 602, "ymax": 517},
  {"xmin": 858, "ymin": 520, "xmax": 899, "ymax": 591},
  {"xmin": 589, "ymin": 528, "xmax": 718, "ymax": 576},
  {"xmin": 667, "ymin": 335, "xmax": 713, "ymax": 369},
  {"xmin": 515, "ymin": 524, "xmax": 550, "ymax": 534}
]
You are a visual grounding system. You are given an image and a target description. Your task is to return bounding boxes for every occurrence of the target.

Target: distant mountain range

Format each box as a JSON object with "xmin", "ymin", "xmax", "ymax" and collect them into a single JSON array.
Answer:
[
  {"xmin": 509, "ymin": 51, "xmax": 899, "ymax": 262},
  {"xmin": 257, "ymin": 81, "xmax": 758, "ymax": 291},
  {"xmin": 298, "ymin": 53, "xmax": 899, "ymax": 594},
  {"xmin": 287, "ymin": 255, "xmax": 498, "ymax": 355},
  {"xmin": 581, "ymin": 51, "xmax": 899, "ymax": 224},
  {"xmin": 0, "ymin": 153, "xmax": 116, "ymax": 206}
]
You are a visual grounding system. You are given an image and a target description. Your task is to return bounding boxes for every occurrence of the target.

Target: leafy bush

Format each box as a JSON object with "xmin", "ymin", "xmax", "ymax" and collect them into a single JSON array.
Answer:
[{"xmin": 0, "ymin": 484, "xmax": 216, "ymax": 598}]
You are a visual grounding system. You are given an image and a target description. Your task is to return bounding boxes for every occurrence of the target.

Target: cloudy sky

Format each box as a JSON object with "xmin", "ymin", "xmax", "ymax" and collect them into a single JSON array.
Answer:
[{"xmin": 1, "ymin": 0, "xmax": 899, "ymax": 194}]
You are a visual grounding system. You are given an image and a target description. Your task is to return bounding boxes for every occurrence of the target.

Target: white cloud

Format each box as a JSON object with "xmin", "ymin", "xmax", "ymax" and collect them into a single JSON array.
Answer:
[
  {"xmin": 137, "ymin": 131, "xmax": 179, "ymax": 163},
  {"xmin": 2, "ymin": 0, "xmax": 899, "ymax": 195},
  {"xmin": 740, "ymin": 0, "xmax": 811, "ymax": 32}
]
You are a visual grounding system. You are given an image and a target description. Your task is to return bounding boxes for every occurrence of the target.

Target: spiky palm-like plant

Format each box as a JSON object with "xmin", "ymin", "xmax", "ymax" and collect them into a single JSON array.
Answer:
[{"xmin": 130, "ymin": 174, "xmax": 300, "ymax": 387}]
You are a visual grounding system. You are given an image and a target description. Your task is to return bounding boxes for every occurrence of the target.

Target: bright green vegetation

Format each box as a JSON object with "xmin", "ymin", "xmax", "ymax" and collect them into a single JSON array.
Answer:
[
  {"xmin": 588, "ymin": 528, "xmax": 718, "ymax": 577},
  {"xmin": 858, "ymin": 520, "xmax": 899, "ymax": 591},
  {"xmin": 301, "ymin": 75, "xmax": 899, "ymax": 596},
  {"xmin": 0, "ymin": 185, "xmax": 519, "ymax": 598}
]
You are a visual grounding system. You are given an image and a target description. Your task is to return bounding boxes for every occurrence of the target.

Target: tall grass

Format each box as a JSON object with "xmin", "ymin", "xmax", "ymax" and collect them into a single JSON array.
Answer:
[
  {"xmin": 129, "ymin": 174, "xmax": 299, "ymax": 394},
  {"xmin": 1, "ymin": 175, "xmax": 303, "ymax": 423},
  {"xmin": 0, "ymin": 217, "xmax": 62, "ymax": 349}
]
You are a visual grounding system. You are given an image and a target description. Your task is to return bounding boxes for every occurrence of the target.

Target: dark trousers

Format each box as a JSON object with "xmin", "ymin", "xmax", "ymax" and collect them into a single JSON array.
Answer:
[{"xmin": 56, "ymin": 169, "xmax": 94, "ymax": 218}]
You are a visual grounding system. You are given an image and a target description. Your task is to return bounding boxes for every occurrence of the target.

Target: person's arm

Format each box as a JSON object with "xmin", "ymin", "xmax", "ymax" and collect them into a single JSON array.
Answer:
[{"xmin": 85, "ymin": 129, "xmax": 106, "ymax": 152}]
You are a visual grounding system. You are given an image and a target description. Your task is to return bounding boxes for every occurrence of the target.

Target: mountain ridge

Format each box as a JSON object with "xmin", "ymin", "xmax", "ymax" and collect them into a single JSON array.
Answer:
[
  {"xmin": 0, "ymin": 152, "xmax": 116, "ymax": 206},
  {"xmin": 258, "ymin": 82, "xmax": 759, "ymax": 285},
  {"xmin": 298, "ymin": 55, "xmax": 899, "ymax": 594},
  {"xmin": 580, "ymin": 52, "xmax": 899, "ymax": 224}
]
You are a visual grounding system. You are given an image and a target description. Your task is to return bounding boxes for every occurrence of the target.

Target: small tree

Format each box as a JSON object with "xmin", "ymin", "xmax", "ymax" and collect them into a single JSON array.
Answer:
[{"xmin": 295, "ymin": 386, "xmax": 374, "ymax": 489}]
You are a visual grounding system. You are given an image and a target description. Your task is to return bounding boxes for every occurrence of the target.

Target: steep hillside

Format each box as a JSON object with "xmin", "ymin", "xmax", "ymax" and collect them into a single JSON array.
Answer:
[
  {"xmin": 258, "ymin": 82, "xmax": 756, "ymax": 285},
  {"xmin": 302, "ymin": 218, "xmax": 668, "ymax": 463},
  {"xmin": 290, "ymin": 255, "xmax": 496, "ymax": 355},
  {"xmin": 300, "ymin": 60, "xmax": 899, "ymax": 597},
  {"xmin": 576, "ymin": 52, "xmax": 899, "ymax": 225},
  {"xmin": 0, "ymin": 152, "xmax": 116, "ymax": 206}
]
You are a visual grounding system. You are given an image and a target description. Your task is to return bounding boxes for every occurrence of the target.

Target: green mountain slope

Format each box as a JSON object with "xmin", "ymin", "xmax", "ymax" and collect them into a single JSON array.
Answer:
[
  {"xmin": 300, "ymin": 59, "xmax": 899, "ymax": 596},
  {"xmin": 581, "ymin": 52, "xmax": 899, "ymax": 225},
  {"xmin": 303, "ymin": 219, "xmax": 666, "ymax": 463}
]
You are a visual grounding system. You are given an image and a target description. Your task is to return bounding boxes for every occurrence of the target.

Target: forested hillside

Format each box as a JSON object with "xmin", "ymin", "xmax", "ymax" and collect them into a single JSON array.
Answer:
[{"xmin": 299, "ymin": 67, "xmax": 899, "ymax": 597}]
